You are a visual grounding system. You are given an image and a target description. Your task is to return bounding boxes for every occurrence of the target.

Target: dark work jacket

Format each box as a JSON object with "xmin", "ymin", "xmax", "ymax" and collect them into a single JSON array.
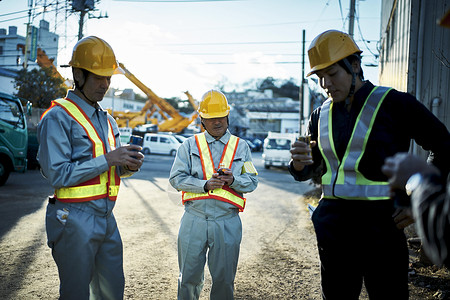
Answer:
[
  {"xmin": 289, "ymin": 81, "xmax": 450, "ymax": 194},
  {"xmin": 412, "ymin": 173, "xmax": 450, "ymax": 267}
]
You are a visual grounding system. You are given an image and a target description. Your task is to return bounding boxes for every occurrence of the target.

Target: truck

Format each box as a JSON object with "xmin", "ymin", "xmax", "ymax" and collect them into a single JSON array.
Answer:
[
  {"xmin": 0, "ymin": 92, "xmax": 31, "ymax": 185},
  {"xmin": 262, "ymin": 132, "xmax": 297, "ymax": 169}
]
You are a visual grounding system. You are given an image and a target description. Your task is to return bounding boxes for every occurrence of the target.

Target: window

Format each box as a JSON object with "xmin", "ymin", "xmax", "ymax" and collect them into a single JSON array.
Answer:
[
  {"xmin": 150, "ymin": 136, "xmax": 158, "ymax": 142},
  {"xmin": 0, "ymin": 97, "xmax": 25, "ymax": 129}
]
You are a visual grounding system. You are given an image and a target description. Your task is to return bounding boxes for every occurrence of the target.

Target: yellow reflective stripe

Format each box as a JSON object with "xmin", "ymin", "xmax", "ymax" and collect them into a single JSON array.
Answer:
[
  {"xmin": 56, "ymin": 173, "xmax": 108, "ymax": 199},
  {"xmin": 106, "ymin": 120, "xmax": 120, "ymax": 196},
  {"xmin": 221, "ymin": 135, "xmax": 238, "ymax": 168},
  {"xmin": 107, "ymin": 118, "xmax": 116, "ymax": 151},
  {"xmin": 318, "ymin": 100, "xmax": 335, "ymax": 185},
  {"xmin": 212, "ymin": 188, "xmax": 245, "ymax": 208},
  {"xmin": 242, "ymin": 161, "xmax": 258, "ymax": 175},
  {"xmin": 55, "ymin": 99, "xmax": 104, "ymax": 158},
  {"xmin": 196, "ymin": 133, "xmax": 215, "ymax": 179},
  {"xmin": 183, "ymin": 189, "xmax": 245, "ymax": 209},
  {"xmin": 109, "ymin": 182, "xmax": 120, "ymax": 196}
]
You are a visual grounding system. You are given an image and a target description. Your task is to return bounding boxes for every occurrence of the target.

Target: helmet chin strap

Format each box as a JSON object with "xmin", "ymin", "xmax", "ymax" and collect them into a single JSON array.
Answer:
[
  {"xmin": 76, "ymin": 70, "xmax": 97, "ymax": 106},
  {"xmin": 79, "ymin": 88, "xmax": 96, "ymax": 106},
  {"xmin": 342, "ymin": 58, "xmax": 357, "ymax": 109}
]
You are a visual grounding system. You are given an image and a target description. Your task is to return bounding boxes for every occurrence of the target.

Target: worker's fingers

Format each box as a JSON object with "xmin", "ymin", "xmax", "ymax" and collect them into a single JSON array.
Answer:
[
  {"xmin": 206, "ymin": 178, "xmax": 224, "ymax": 191},
  {"xmin": 105, "ymin": 146, "xmax": 144, "ymax": 167},
  {"xmin": 218, "ymin": 168, "xmax": 234, "ymax": 185}
]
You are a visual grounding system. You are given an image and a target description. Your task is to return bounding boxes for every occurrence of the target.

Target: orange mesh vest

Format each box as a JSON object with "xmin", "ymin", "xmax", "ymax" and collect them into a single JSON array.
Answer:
[
  {"xmin": 41, "ymin": 98, "xmax": 121, "ymax": 202},
  {"xmin": 182, "ymin": 132, "xmax": 246, "ymax": 211}
]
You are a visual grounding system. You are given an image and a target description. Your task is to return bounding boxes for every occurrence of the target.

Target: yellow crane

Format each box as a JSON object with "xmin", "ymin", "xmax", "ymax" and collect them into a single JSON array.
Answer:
[{"xmin": 113, "ymin": 63, "xmax": 198, "ymax": 133}]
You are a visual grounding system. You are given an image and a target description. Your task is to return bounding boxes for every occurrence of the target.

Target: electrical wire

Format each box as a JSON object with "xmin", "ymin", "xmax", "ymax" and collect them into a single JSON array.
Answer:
[
  {"xmin": 355, "ymin": 2, "xmax": 379, "ymax": 60},
  {"xmin": 113, "ymin": 0, "xmax": 242, "ymax": 2}
]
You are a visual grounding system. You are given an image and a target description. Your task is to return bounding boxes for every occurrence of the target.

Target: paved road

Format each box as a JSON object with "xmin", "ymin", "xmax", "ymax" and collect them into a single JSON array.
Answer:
[{"xmin": 0, "ymin": 151, "xmax": 320, "ymax": 299}]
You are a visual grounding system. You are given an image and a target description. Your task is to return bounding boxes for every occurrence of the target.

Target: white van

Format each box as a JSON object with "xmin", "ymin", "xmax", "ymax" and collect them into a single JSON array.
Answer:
[
  {"xmin": 142, "ymin": 133, "xmax": 181, "ymax": 156},
  {"xmin": 262, "ymin": 132, "xmax": 297, "ymax": 169}
]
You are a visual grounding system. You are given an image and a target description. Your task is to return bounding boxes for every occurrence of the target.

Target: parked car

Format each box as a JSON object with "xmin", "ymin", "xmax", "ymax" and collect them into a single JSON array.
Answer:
[
  {"xmin": 142, "ymin": 133, "xmax": 181, "ymax": 156},
  {"xmin": 174, "ymin": 134, "xmax": 187, "ymax": 144},
  {"xmin": 250, "ymin": 138, "xmax": 263, "ymax": 152},
  {"xmin": 243, "ymin": 139, "xmax": 258, "ymax": 152}
]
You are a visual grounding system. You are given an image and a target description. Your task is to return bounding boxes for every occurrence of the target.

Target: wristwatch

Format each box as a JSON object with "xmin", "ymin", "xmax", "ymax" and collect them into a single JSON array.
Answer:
[{"xmin": 405, "ymin": 173, "xmax": 423, "ymax": 196}]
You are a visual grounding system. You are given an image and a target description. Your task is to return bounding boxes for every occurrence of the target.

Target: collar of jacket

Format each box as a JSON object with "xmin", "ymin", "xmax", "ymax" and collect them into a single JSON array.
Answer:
[
  {"xmin": 66, "ymin": 90, "xmax": 106, "ymax": 119},
  {"xmin": 204, "ymin": 129, "xmax": 231, "ymax": 145}
]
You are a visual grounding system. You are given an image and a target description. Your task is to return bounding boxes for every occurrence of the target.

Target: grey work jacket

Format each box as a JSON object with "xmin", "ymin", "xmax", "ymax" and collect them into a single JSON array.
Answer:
[{"xmin": 169, "ymin": 130, "xmax": 258, "ymax": 218}]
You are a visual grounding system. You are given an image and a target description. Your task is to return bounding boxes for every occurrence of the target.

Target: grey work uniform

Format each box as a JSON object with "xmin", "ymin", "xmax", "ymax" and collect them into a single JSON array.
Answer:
[
  {"xmin": 37, "ymin": 91, "xmax": 134, "ymax": 300},
  {"xmin": 169, "ymin": 130, "xmax": 258, "ymax": 300}
]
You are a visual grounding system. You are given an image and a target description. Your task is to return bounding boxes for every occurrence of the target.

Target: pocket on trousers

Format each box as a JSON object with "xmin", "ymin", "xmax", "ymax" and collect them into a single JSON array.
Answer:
[{"xmin": 45, "ymin": 203, "xmax": 68, "ymax": 249}]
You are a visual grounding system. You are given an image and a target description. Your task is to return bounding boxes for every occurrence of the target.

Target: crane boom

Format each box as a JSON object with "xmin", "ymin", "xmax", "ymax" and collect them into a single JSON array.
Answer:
[{"xmin": 115, "ymin": 63, "xmax": 198, "ymax": 133}]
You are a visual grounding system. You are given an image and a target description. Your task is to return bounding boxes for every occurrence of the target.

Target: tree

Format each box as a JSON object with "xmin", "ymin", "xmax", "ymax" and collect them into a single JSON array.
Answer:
[
  {"xmin": 257, "ymin": 77, "xmax": 277, "ymax": 92},
  {"xmin": 14, "ymin": 67, "xmax": 68, "ymax": 109},
  {"xmin": 278, "ymin": 79, "xmax": 299, "ymax": 100}
]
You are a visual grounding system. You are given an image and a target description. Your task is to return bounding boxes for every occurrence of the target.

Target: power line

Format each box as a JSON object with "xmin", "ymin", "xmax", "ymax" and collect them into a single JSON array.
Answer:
[
  {"xmin": 113, "ymin": 0, "xmax": 242, "ymax": 2},
  {"xmin": 205, "ymin": 61, "xmax": 301, "ymax": 65},
  {"xmin": 0, "ymin": 9, "xmax": 30, "ymax": 18},
  {"xmin": 355, "ymin": 3, "xmax": 379, "ymax": 60},
  {"xmin": 179, "ymin": 53, "xmax": 300, "ymax": 56},
  {"xmin": 158, "ymin": 41, "xmax": 301, "ymax": 46}
]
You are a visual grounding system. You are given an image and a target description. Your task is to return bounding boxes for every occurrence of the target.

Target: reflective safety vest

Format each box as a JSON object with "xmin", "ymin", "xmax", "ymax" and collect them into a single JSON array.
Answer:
[
  {"xmin": 182, "ymin": 132, "xmax": 247, "ymax": 211},
  {"xmin": 318, "ymin": 86, "xmax": 391, "ymax": 200},
  {"xmin": 41, "ymin": 98, "xmax": 121, "ymax": 202}
]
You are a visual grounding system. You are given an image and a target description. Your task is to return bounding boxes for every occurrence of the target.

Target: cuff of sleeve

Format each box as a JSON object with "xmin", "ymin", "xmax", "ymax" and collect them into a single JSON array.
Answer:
[{"xmin": 96, "ymin": 156, "xmax": 110, "ymax": 173}]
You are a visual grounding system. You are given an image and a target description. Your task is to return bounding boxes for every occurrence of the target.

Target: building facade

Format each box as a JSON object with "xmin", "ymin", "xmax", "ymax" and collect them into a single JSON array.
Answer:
[{"xmin": 0, "ymin": 20, "xmax": 59, "ymax": 94}]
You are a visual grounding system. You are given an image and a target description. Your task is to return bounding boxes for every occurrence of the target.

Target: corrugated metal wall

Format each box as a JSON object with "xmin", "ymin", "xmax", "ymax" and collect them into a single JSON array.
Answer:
[{"xmin": 380, "ymin": 0, "xmax": 450, "ymax": 132}]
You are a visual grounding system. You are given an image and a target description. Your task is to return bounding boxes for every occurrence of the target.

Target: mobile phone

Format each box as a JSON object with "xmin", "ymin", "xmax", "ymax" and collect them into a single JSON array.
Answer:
[
  {"xmin": 129, "ymin": 135, "xmax": 143, "ymax": 147},
  {"xmin": 129, "ymin": 135, "xmax": 143, "ymax": 159}
]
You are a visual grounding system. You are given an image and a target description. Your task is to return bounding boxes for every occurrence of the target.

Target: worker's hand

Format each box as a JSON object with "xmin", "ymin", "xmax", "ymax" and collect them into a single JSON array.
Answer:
[
  {"xmin": 290, "ymin": 140, "xmax": 316, "ymax": 171},
  {"xmin": 382, "ymin": 153, "xmax": 439, "ymax": 190},
  {"xmin": 217, "ymin": 168, "xmax": 234, "ymax": 185},
  {"xmin": 104, "ymin": 145, "xmax": 144, "ymax": 171},
  {"xmin": 392, "ymin": 207, "xmax": 414, "ymax": 229},
  {"xmin": 205, "ymin": 174, "xmax": 225, "ymax": 191}
]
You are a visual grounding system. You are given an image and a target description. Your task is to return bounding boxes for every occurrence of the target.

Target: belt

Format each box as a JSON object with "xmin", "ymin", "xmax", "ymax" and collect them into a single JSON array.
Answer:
[{"xmin": 185, "ymin": 207, "xmax": 238, "ymax": 221}]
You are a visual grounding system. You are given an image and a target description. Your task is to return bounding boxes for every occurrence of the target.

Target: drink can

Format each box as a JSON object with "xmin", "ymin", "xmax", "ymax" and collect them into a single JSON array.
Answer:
[
  {"xmin": 298, "ymin": 135, "xmax": 313, "ymax": 163},
  {"xmin": 298, "ymin": 135, "xmax": 311, "ymax": 145}
]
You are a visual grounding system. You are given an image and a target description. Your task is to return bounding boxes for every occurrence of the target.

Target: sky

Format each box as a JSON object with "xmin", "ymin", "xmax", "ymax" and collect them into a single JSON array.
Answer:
[{"xmin": 0, "ymin": 0, "xmax": 381, "ymax": 100}]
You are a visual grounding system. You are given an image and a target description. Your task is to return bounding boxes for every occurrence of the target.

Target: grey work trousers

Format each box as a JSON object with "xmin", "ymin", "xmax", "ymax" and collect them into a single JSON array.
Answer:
[
  {"xmin": 177, "ymin": 209, "xmax": 242, "ymax": 300},
  {"xmin": 46, "ymin": 200, "xmax": 124, "ymax": 300}
]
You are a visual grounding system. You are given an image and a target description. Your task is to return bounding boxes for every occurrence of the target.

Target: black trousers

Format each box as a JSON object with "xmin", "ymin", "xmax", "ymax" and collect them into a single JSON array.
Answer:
[{"xmin": 311, "ymin": 199, "xmax": 409, "ymax": 300}]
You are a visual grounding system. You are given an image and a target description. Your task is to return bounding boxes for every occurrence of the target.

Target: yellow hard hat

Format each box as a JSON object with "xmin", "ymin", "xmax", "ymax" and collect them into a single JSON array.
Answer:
[
  {"xmin": 307, "ymin": 30, "xmax": 362, "ymax": 76},
  {"xmin": 69, "ymin": 36, "xmax": 118, "ymax": 77},
  {"xmin": 198, "ymin": 90, "xmax": 230, "ymax": 119}
]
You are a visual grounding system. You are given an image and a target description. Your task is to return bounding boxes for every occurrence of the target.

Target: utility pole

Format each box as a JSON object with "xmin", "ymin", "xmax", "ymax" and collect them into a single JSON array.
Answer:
[
  {"xmin": 348, "ymin": 0, "xmax": 356, "ymax": 37},
  {"xmin": 73, "ymin": 0, "xmax": 107, "ymax": 40},
  {"xmin": 299, "ymin": 29, "xmax": 306, "ymax": 135},
  {"xmin": 78, "ymin": 9, "xmax": 86, "ymax": 40},
  {"xmin": 23, "ymin": 0, "xmax": 33, "ymax": 68}
]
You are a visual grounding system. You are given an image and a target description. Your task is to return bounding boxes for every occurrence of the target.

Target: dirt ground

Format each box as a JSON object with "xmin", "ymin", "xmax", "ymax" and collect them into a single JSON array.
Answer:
[{"xmin": 1, "ymin": 170, "xmax": 449, "ymax": 299}]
